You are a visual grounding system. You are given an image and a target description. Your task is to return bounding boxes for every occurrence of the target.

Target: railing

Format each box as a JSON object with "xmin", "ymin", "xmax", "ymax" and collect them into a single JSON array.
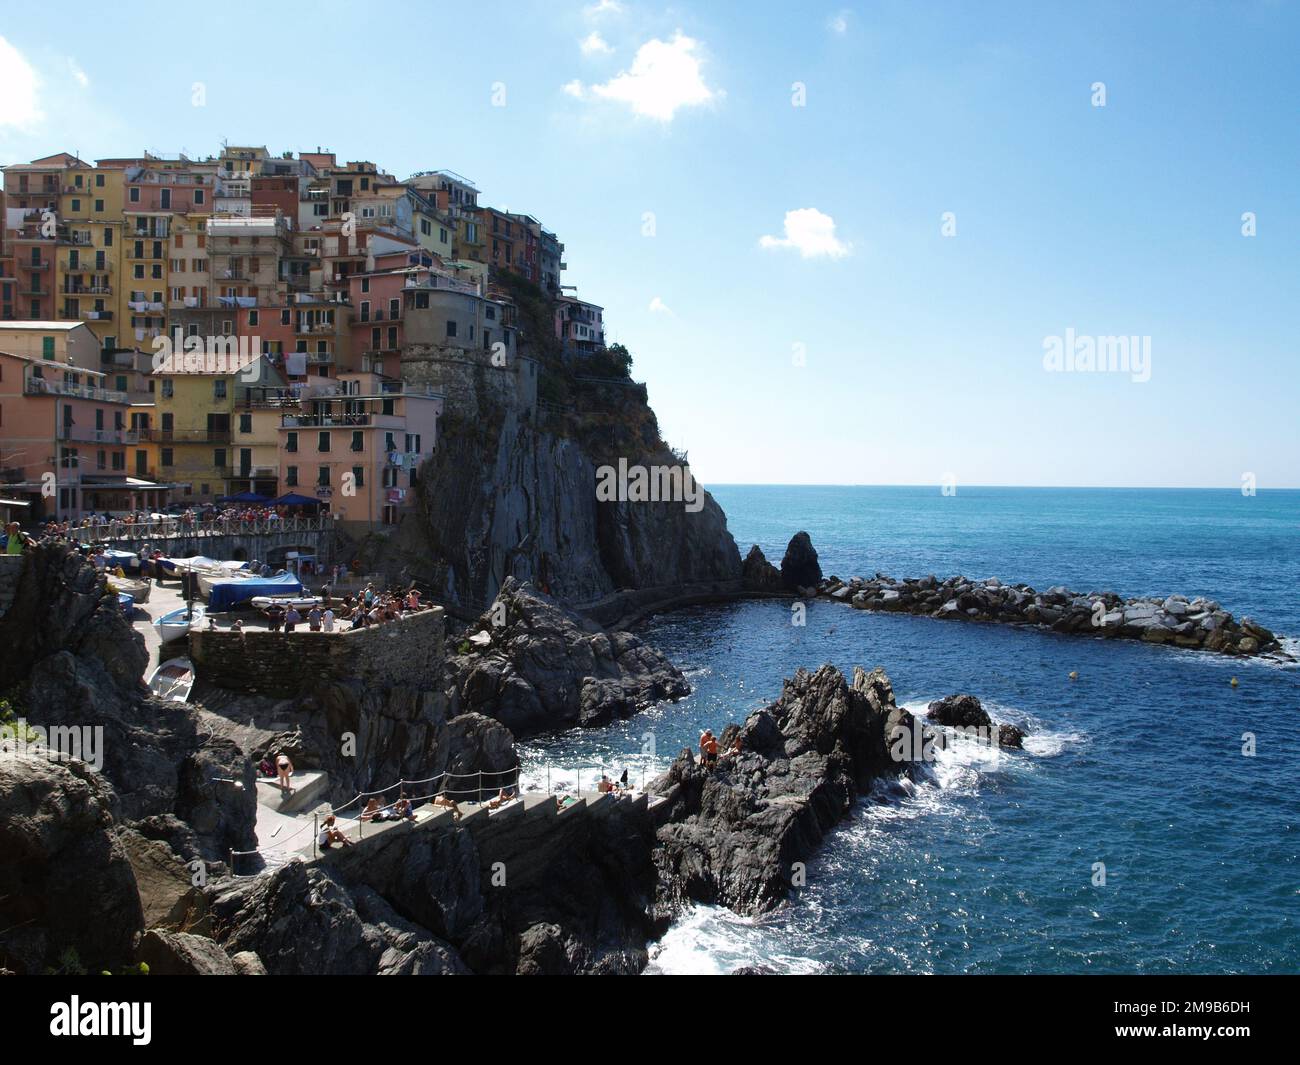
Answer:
[
  {"xmin": 75, "ymin": 514, "xmax": 328, "ymax": 543},
  {"xmin": 25, "ymin": 379, "xmax": 129, "ymax": 403},
  {"xmin": 138, "ymin": 428, "xmax": 232, "ymax": 444},
  {"xmin": 58, "ymin": 425, "xmax": 138, "ymax": 445}
]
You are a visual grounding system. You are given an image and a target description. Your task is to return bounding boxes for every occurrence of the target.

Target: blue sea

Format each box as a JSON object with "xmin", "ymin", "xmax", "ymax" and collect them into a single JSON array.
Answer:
[{"xmin": 518, "ymin": 486, "xmax": 1300, "ymax": 974}]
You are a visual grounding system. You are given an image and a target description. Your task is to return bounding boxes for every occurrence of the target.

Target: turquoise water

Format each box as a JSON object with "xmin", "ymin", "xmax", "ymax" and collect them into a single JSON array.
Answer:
[{"xmin": 519, "ymin": 487, "xmax": 1300, "ymax": 974}]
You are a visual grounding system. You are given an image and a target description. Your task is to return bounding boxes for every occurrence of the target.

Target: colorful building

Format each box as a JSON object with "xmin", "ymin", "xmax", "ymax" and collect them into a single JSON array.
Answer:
[{"xmin": 278, "ymin": 370, "xmax": 441, "ymax": 527}]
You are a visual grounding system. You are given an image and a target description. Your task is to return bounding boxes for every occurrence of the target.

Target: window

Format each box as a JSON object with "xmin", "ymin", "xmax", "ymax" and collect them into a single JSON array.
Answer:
[
  {"xmin": 446, "ymin": 320, "xmax": 457, "ymax": 338},
  {"xmin": 129, "ymin": 187, "xmax": 140, "ymax": 202},
  {"xmin": 360, "ymin": 277, "xmax": 370, "ymax": 293},
  {"xmin": 42, "ymin": 336, "xmax": 55, "ymax": 359},
  {"xmin": 318, "ymin": 431, "xmax": 331, "ymax": 452},
  {"xmin": 281, "ymin": 309, "xmax": 290, "ymax": 325},
  {"xmin": 381, "ymin": 398, "xmax": 395, "ymax": 417},
  {"xmin": 286, "ymin": 431, "xmax": 298, "ymax": 453},
  {"xmin": 213, "ymin": 448, "xmax": 226, "ymax": 468},
  {"xmin": 317, "ymin": 466, "xmax": 330, "ymax": 486},
  {"xmin": 248, "ymin": 310, "xmax": 259, "ymax": 326},
  {"xmin": 352, "ymin": 466, "xmax": 365, "ymax": 488},
  {"xmin": 111, "ymin": 451, "xmax": 125, "ymax": 471},
  {"xmin": 286, "ymin": 466, "xmax": 298, "ymax": 486},
  {"xmin": 194, "ymin": 189, "xmax": 205, "ymax": 205},
  {"xmin": 71, "ymin": 199, "xmax": 80, "ymax": 213},
  {"xmin": 239, "ymin": 413, "xmax": 252, "ymax": 433},
  {"xmin": 351, "ymin": 430, "xmax": 364, "ymax": 452},
  {"xmin": 95, "ymin": 173, "xmax": 104, "ymax": 187},
  {"xmin": 95, "ymin": 199, "xmax": 104, "ymax": 213},
  {"xmin": 213, "ymin": 380, "xmax": 227, "ymax": 400}
]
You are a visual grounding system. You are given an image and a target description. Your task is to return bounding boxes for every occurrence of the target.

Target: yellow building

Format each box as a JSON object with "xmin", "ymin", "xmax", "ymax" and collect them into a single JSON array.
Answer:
[
  {"xmin": 152, "ymin": 349, "xmax": 287, "ymax": 502},
  {"xmin": 57, "ymin": 165, "xmax": 128, "ymax": 350}
]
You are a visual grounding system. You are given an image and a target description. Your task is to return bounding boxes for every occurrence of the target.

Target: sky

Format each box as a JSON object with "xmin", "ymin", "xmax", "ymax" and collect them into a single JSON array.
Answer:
[{"xmin": 1, "ymin": 0, "xmax": 1298, "ymax": 489}]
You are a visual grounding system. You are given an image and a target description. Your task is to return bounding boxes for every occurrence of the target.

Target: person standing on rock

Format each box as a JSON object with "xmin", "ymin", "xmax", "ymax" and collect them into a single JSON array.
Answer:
[
  {"xmin": 276, "ymin": 753, "xmax": 294, "ymax": 794},
  {"xmin": 704, "ymin": 734, "xmax": 720, "ymax": 768}
]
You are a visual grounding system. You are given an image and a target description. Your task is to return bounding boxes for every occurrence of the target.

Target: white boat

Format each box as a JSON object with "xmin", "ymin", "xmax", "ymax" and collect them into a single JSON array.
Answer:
[
  {"xmin": 250, "ymin": 595, "xmax": 321, "ymax": 610},
  {"xmin": 108, "ymin": 575, "xmax": 152, "ymax": 604},
  {"xmin": 147, "ymin": 657, "xmax": 194, "ymax": 703},
  {"xmin": 197, "ymin": 567, "xmax": 253, "ymax": 597},
  {"xmin": 154, "ymin": 605, "xmax": 206, "ymax": 642}
]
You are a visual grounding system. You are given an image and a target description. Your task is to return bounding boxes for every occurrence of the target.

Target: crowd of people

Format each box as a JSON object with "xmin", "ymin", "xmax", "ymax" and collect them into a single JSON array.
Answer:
[{"xmin": 256, "ymin": 583, "xmax": 428, "ymax": 634}]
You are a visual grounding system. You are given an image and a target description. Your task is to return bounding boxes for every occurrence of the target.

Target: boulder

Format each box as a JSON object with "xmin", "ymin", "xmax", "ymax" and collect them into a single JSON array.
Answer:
[
  {"xmin": 135, "ymin": 929, "xmax": 238, "ymax": 975},
  {"xmin": 779, "ymin": 532, "xmax": 822, "ymax": 592},
  {"xmin": 741, "ymin": 545, "xmax": 782, "ymax": 590}
]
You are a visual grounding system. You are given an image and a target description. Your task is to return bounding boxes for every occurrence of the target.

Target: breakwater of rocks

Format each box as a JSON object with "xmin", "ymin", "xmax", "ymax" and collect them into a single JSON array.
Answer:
[{"xmin": 818, "ymin": 572, "xmax": 1285, "ymax": 658}]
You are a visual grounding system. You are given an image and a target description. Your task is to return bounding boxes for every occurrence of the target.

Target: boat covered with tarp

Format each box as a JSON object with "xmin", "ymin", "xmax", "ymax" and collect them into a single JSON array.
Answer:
[{"xmin": 207, "ymin": 571, "xmax": 304, "ymax": 612}]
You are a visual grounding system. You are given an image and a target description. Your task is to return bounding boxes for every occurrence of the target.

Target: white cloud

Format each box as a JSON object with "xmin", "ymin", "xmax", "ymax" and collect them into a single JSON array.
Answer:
[
  {"xmin": 0, "ymin": 36, "xmax": 43, "ymax": 129},
  {"xmin": 572, "ymin": 32, "xmax": 719, "ymax": 122},
  {"xmin": 759, "ymin": 208, "xmax": 851, "ymax": 259},
  {"xmin": 585, "ymin": 0, "xmax": 623, "ymax": 16},
  {"xmin": 580, "ymin": 31, "xmax": 613, "ymax": 56},
  {"xmin": 67, "ymin": 58, "xmax": 89, "ymax": 88},
  {"xmin": 648, "ymin": 296, "xmax": 675, "ymax": 316},
  {"xmin": 827, "ymin": 9, "xmax": 851, "ymax": 35}
]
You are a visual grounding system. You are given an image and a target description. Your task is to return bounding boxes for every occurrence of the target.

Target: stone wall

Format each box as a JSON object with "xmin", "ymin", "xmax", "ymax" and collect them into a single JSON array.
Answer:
[
  {"xmin": 401, "ymin": 346, "xmax": 536, "ymax": 421},
  {"xmin": 189, "ymin": 606, "xmax": 445, "ymax": 697}
]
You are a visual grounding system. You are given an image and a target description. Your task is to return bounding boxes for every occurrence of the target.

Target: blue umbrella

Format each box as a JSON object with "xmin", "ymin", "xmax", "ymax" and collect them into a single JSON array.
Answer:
[{"xmin": 269, "ymin": 492, "xmax": 324, "ymax": 507}]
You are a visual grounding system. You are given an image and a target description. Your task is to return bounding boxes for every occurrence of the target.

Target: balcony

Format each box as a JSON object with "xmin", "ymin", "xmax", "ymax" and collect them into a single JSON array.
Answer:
[
  {"xmin": 25, "ymin": 379, "xmax": 129, "ymax": 404},
  {"xmin": 305, "ymin": 351, "xmax": 334, "ymax": 364},
  {"xmin": 58, "ymin": 424, "xmax": 139, "ymax": 445},
  {"xmin": 138, "ymin": 428, "xmax": 232, "ymax": 444}
]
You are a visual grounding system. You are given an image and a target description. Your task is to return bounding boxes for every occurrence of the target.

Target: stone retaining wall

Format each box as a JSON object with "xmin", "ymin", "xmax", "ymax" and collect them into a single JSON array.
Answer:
[{"xmin": 189, "ymin": 606, "xmax": 445, "ymax": 697}]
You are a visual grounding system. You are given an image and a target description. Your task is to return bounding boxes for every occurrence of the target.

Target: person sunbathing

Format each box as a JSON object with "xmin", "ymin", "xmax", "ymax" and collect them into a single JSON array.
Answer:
[
  {"xmin": 317, "ymin": 814, "xmax": 354, "ymax": 849},
  {"xmin": 360, "ymin": 797, "xmax": 384, "ymax": 822},
  {"xmin": 387, "ymin": 794, "xmax": 417, "ymax": 822},
  {"xmin": 486, "ymin": 787, "xmax": 517, "ymax": 810},
  {"xmin": 430, "ymin": 793, "xmax": 462, "ymax": 820}
]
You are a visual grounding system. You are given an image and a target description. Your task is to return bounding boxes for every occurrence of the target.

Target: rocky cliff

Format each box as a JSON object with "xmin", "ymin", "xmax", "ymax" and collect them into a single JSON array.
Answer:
[{"xmin": 364, "ymin": 362, "xmax": 741, "ymax": 616}]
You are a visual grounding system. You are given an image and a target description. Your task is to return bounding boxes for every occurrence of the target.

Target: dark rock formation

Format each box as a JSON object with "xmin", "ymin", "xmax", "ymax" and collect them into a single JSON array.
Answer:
[
  {"xmin": 209, "ymin": 790, "xmax": 659, "ymax": 975},
  {"xmin": 0, "ymin": 754, "xmax": 144, "ymax": 974},
  {"xmin": 653, "ymin": 664, "xmax": 921, "ymax": 916},
  {"xmin": 135, "ymin": 929, "xmax": 244, "ymax": 975},
  {"xmin": 926, "ymin": 693, "xmax": 1026, "ymax": 749},
  {"xmin": 822, "ymin": 571, "xmax": 1287, "ymax": 658},
  {"xmin": 742, "ymin": 545, "xmax": 782, "ymax": 590},
  {"xmin": 0, "ymin": 543, "xmax": 257, "ymax": 863},
  {"xmin": 780, "ymin": 531, "xmax": 822, "ymax": 592},
  {"xmin": 443, "ymin": 578, "xmax": 689, "ymax": 738},
  {"xmin": 209, "ymin": 861, "xmax": 471, "ymax": 975}
]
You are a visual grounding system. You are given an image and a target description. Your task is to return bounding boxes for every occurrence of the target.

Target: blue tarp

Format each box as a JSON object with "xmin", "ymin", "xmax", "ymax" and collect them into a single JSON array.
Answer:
[
  {"xmin": 102, "ymin": 549, "xmax": 141, "ymax": 572},
  {"xmin": 207, "ymin": 572, "xmax": 304, "ymax": 612},
  {"xmin": 269, "ymin": 493, "xmax": 323, "ymax": 507}
]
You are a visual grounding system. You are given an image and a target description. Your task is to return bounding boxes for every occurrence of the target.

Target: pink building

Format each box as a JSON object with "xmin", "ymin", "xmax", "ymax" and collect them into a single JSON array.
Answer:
[
  {"xmin": 0, "ymin": 349, "xmax": 170, "ymax": 521},
  {"xmin": 277, "ymin": 370, "xmax": 442, "ymax": 528}
]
